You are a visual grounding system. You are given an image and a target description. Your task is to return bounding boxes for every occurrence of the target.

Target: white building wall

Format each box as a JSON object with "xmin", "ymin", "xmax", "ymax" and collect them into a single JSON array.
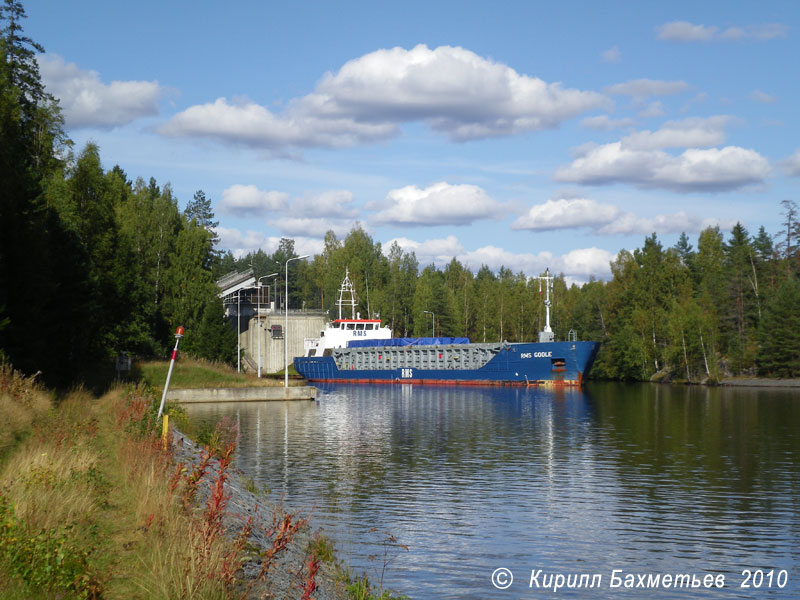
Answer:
[{"xmin": 241, "ymin": 312, "xmax": 327, "ymax": 374}]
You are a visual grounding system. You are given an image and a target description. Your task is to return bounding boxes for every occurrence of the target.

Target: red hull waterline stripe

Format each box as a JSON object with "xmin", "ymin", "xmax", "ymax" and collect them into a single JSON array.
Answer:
[{"xmin": 307, "ymin": 377, "xmax": 584, "ymax": 387}]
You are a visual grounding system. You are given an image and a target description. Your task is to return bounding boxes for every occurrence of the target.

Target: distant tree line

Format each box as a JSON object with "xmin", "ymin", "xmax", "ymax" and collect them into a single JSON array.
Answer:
[
  {"xmin": 226, "ymin": 207, "xmax": 800, "ymax": 382},
  {"xmin": 2, "ymin": 1, "xmax": 799, "ymax": 386}
]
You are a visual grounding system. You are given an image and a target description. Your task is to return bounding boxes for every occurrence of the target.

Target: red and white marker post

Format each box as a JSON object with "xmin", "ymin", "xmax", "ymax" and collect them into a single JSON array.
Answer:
[{"xmin": 158, "ymin": 326, "xmax": 185, "ymax": 419}]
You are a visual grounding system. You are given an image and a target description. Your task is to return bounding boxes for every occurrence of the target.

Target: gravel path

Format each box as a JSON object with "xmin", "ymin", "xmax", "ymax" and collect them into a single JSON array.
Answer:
[{"xmin": 171, "ymin": 429, "xmax": 349, "ymax": 600}]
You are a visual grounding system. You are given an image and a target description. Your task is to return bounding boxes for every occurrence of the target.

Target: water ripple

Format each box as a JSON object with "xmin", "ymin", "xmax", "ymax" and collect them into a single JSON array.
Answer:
[{"xmin": 186, "ymin": 382, "xmax": 800, "ymax": 599}]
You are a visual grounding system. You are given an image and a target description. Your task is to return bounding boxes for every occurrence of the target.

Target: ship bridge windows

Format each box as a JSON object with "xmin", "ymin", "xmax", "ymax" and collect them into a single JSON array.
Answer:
[
  {"xmin": 356, "ymin": 323, "xmax": 365, "ymax": 330},
  {"xmin": 347, "ymin": 323, "xmax": 355, "ymax": 330}
]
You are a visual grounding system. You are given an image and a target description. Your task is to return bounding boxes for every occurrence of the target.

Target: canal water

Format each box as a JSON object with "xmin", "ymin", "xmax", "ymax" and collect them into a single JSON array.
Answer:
[{"xmin": 184, "ymin": 383, "xmax": 799, "ymax": 598}]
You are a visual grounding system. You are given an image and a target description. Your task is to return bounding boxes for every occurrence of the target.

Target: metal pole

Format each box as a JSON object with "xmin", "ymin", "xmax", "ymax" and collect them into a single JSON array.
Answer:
[
  {"xmin": 158, "ymin": 326, "xmax": 184, "ymax": 418},
  {"xmin": 424, "ymin": 310, "xmax": 435, "ymax": 337},
  {"xmin": 285, "ymin": 255, "xmax": 309, "ymax": 388},
  {"xmin": 237, "ymin": 289, "xmax": 241, "ymax": 373}
]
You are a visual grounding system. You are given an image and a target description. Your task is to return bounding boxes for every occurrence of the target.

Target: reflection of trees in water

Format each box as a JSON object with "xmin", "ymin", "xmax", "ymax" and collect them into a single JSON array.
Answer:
[
  {"xmin": 183, "ymin": 384, "xmax": 800, "ymax": 519},
  {"xmin": 184, "ymin": 383, "xmax": 800, "ymax": 592},
  {"xmin": 583, "ymin": 382, "xmax": 800, "ymax": 557}
]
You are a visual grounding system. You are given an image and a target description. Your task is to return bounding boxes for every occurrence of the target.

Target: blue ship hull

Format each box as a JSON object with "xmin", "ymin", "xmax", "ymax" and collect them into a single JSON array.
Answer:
[{"xmin": 294, "ymin": 340, "xmax": 599, "ymax": 386}]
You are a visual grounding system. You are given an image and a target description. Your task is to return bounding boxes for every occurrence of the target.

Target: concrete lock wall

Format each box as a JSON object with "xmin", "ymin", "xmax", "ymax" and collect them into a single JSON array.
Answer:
[{"xmin": 241, "ymin": 312, "xmax": 327, "ymax": 374}]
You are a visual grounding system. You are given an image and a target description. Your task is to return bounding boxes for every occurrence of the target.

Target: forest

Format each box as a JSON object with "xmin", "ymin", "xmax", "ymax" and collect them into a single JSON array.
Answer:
[
  {"xmin": 225, "ymin": 208, "xmax": 800, "ymax": 383},
  {"xmin": 2, "ymin": 1, "xmax": 799, "ymax": 388}
]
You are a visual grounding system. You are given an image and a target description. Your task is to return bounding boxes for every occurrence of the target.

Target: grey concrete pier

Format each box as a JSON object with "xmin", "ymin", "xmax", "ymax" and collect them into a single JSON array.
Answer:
[{"xmin": 166, "ymin": 386, "xmax": 317, "ymax": 403}]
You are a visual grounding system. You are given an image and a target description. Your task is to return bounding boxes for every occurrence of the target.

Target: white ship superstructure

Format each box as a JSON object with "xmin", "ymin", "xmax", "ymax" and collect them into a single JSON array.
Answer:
[{"xmin": 303, "ymin": 268, "xmax": 391, "ymax": 357}]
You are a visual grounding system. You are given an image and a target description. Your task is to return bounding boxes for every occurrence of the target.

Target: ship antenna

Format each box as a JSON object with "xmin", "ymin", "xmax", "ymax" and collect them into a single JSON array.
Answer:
[
  {"xmin": 544, "ymin": 268, "xmax": 552, "ymax": 334},
  {"xmin": 337, "ymin": 267, "xmax": 358, "ymax": 320},
  {"xmin": 537, "ymin": 268, "xmax": 555, "ymax": 343}
]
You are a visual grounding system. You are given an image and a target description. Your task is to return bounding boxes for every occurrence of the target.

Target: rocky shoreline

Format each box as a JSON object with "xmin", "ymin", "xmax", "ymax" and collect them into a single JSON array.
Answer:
[{"xmin": 170, "ymin": 429, "xmax": 350, "ymax": 600}]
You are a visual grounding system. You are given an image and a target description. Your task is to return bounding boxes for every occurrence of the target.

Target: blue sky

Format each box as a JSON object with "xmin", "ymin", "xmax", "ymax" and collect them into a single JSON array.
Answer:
[{"xmin": 25, "ymin": 0, "xmax": 800, "ymax": 282}]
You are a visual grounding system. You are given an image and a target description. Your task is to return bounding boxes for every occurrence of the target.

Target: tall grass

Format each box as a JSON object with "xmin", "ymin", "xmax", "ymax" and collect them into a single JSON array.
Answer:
[
  {"xmin": 0, "ymin": 387, "xmax": 106, "ymax": 598},
  {"xmin": 110, "ymin": 386, "xmax": 237, "ymax": 599},
  {"xmin": 0, "ymin": 362, "xmax": 52, "ymax": 456},
  {"xmin": 138, "ymin": 356, "xmax": 286, "ymax": 390},
  {"xmin": 0, "ymin": 366, "xmax": 354, "ymax": 599}
]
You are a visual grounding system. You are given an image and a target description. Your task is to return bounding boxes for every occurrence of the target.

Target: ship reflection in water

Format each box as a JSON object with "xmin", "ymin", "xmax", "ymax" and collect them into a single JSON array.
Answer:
[{"xmin": 184, "ymin": 383, "xmax": 800, "ymax": 599}]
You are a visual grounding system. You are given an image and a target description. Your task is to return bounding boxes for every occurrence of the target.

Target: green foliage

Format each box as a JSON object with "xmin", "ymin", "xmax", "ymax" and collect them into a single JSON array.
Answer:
[
  {"xmin": 193, "ymin": 418, "xmax": 237, "ymax": 457},
  {"xmin": 345, "ymin": 575, "xmax": 408, "ymax": 600},
  {"xmin": 189, "ymin": 295, "xmax": 237, "ymax": 364},
  {"xmin": 758, "ymin": 277, "xmax": 800, "ymax": 377},
  {"xmin": 0, "ymin": 495, "xmax": 102, "ymax": 598}
]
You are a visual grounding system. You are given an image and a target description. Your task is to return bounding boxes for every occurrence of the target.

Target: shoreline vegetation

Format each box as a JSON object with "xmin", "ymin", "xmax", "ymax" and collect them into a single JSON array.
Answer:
[
  {"xmin": 137, "ymin": 357, "xmax": 306, "ymax": 391},
  {"xmin": 0, "ymin": 363, "xmax": 405, "ymax": 600}
]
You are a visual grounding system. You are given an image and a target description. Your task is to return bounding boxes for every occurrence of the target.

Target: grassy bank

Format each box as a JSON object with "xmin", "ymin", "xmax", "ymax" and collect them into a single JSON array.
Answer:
[
  {"xmin": 0, "ymin": 375, "xmax": 241, "ymax": 598},
  {"xmin": 0, "ymin": 367, "xmax": 318, "ymax": 598},
  {"xmin": 137, "ymin": 356, "xmax": 303, "ymax": 391},
  {"xmin": 0, "ymin": 364, "xmax": 401, "ymax": 599}
]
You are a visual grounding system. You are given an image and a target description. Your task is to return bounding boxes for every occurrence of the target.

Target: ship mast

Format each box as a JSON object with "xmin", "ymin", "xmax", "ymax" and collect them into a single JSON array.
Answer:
[
  {"xmin": 336, "ymin": 267, "xmax": 358, "ymax": 320},
  {"xmin": 536, "ymin": 268, "xmax": 554, "ymax": 343}
]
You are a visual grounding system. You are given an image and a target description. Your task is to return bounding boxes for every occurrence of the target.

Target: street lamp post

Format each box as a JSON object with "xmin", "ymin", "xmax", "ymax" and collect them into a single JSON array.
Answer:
[
  {"xmin": 237, "ymin": 288, "xmax": 242, "ymax": 372},
  {"xmin": 256, "ymin": 272, "xmax": 279, "ymax": 378},
  {"xmin": 237, "ymin": 285, "xmax": 257, "ymax": 373},
  {"xmin": 423, "ymin": 310, "xmax": 435, "ymax": 337},
  {"xmin": 285, "ymin": 255, "xmax": 310, "ymax": 387}
]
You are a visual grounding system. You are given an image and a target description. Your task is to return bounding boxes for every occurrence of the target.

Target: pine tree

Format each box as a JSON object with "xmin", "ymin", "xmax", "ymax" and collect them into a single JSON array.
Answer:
[{"xmin": 758, "ymin": 278, "xmax": 800, "ymax": 377}]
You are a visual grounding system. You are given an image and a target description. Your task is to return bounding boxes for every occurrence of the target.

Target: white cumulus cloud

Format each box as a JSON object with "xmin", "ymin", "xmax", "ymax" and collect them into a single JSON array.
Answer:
[
  {"xmin": 596, "ymin": 212, "xmax": 735, "ymax": 235},
  {"xmin": 385, "ymin": 235, "xmax": 616, "ymax": 281},
  {"xmin": 554, "ymin": 118, "xmax": 770, "ymax": 192},
  {"xmin": 220, "ymin": 186, "xmax": 362, "ymax": 236},
  {"xmin": 158, "ymin": 97, "xmax": 396, "ymax": 150},
  {"xmin": 372, "ymin": 181, "xmax": 501, "ymax": 226},
  {"xmin": 385, "ymin": 235, "xmax": 465, "ymax": 264},
  {"xmin": 620, "ymin": 116, "xmax": 730, "ymax": 150},
  {"xmin": 160, "ymin": 44, "xmax": 608, "ymax": 150},
  {"xmin": 513, "ymin": 197, "xmax": 619, "ymax": 230},
  {"xmin": 513, "ymin": 196, "xmax": 730, "ymax": 235},
  {"xmin": 780, "ymin": 150, "xmax": 800, "ymax": 177},
  {"xmin": 290, "ymin": 190, "xmax": 359, "ymax": 218},
  {"xmin": 220, "ymin": 185, "xmax": 289, "ymax": 216},
  {"xmin": 460, "ymin": 245, "xmax": 615, "ymax": 281},
  {"xmin": 38, "ymin": 54, "xmax": 162, "ymax": 128},
  {"xmin": 269, "ymin": 217, "xmax": 356, "ymax": 238},
  {"xmin": 216, "ymin": 227, "xmax": 322, "ymax": 258}
]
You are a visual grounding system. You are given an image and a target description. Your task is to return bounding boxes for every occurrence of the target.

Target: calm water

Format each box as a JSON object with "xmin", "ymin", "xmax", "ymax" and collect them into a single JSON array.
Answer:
[{"xmin": 185, "ymin": 383, "xmax": 799, "ymax": 598}]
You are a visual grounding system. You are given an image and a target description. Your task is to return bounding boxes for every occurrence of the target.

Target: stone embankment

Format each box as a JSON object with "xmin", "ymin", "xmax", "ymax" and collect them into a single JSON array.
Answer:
[
  {"xmin": 171, "ymin": 429, "xmax": 347, "ymax": 600},
  {"xmin": 166, "ymin": 386, "xmax": 317, "ymax": 403}
]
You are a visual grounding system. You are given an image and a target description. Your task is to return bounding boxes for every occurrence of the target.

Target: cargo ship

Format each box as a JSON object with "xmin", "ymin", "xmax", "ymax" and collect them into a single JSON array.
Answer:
[{"xmin": 294, "ymin": 269, "xmax": 599, "ymax": 386}]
